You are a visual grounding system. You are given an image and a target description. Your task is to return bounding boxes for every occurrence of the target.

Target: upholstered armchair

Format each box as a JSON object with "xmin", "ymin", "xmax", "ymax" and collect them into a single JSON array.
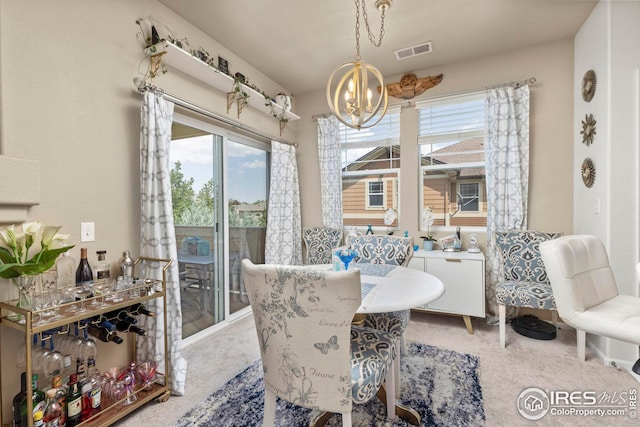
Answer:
[
  {"xmin": 495, "ymin": 230, "xmax": 562, "ymax": 348},
  {"xmin": 303, "ymin": 227, "xmax": 343, "ymax": 265},
  {"xmin": 540, "ymin": 235, "xmax": 640, "ymax": 364},
  {"xmin": 242, "ymin": 260, "xmax": 397, "ymax": 426},
  {"xmin": 347, "ymin": 235, "xmax": 413, "ymax": 397}
]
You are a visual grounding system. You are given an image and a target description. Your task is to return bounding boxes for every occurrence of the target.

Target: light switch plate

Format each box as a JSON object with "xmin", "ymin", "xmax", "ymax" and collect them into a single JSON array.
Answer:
[{"xmin": 80, "ymin": 222, "xmax": 95, "ymax": 242}]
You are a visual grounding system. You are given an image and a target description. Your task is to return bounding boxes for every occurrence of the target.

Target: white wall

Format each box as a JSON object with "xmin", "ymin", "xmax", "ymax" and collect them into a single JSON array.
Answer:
[
  {"xmin": 0, "ymin": 0, "xmax": 296, "ymax": 415},
  {"xmin": 296, "ymin": 39, "xmax": 576, "ymax": 247},
  {"xmin": 574, "ymin": 0, "xmax": 640, "ymax": 367}
]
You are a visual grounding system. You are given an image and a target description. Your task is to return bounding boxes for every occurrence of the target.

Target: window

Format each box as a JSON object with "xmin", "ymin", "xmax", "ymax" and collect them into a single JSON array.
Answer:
[
  {"xmin": 416, "ymin": 93, "xmax": 487, "ymax": 228},
  {"xmin": 340, "ymin": 106, "xmax": 401, "ymax": 227},
  {"xmin": 459, "ymin": 182, "xmax": 480, "ymax": 212},
  {"xmin": 366, "ymin": 180, "xmax": 385, "ymax": 208}
]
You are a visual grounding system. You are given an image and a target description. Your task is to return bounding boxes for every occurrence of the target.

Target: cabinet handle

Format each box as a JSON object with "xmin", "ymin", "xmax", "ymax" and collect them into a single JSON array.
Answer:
[{"xmin": 445, "ymin": 258, "xmax": 462, "ymax": 262}]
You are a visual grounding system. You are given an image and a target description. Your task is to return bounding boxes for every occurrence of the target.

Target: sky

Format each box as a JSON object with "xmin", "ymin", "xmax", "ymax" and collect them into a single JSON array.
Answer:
[{"xmin": 169, "ymin": 135, "xmax": 268, "ymax": 204}]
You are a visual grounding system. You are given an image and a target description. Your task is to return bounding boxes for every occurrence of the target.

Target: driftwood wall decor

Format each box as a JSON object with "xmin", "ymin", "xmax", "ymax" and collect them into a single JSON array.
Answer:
[{"xmin": 379, "ymin": 73, "xmax": 444, "ymax": 100}]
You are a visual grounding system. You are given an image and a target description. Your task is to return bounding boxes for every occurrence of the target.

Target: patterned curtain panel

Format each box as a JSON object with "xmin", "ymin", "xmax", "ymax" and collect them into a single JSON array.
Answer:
[
  {"xmin": 265, "ymin": 141, "xmax": 303, "ymax": 265},
  {"xmin": 317, "ymin": 116, "xmax": 343, "ymax": 229},
  {"xmin": 138, "ymin": 91, "xmax": 188, "ymax": 395},
  {"xmin": 484, "ymin": 85, "xmax": 530, "ymax": 324}
]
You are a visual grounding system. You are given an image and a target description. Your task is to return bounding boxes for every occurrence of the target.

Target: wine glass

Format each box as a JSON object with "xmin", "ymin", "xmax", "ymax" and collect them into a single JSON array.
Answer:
[
  {"xmin": 92, "ymin": 280, "xmax": 113, "ymax": 308},
  {"xmin": 74, "ymin": 285, "xmax": 92, "ymax": 313},
  {"xmin": 136, "ymin": 360, "xmax": 157, "ymax": 391},
  {"xmin": 338, "ymin": 249, "xmax": 358, "ymax": 271}
]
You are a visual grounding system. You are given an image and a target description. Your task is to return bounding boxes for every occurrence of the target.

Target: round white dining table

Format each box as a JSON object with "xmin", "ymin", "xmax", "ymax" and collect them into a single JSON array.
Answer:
[{"xmin": 316, "ymin": 263, "xmax": 444, "ymax": 314}]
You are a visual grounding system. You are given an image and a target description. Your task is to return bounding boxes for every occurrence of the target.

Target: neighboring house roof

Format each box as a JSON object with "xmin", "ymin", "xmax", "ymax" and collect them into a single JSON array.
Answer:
[
  {"xmin": 342, "ymin": 138, "xmax": 484, "ymax": 178},
  {"xmin": 428, "ymin": 138, "xmax": 484, "ymax": 178}
]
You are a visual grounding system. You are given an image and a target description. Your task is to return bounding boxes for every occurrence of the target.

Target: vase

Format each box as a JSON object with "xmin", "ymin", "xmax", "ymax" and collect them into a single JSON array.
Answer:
[
  {"xmin": 423, "ymin": 240, "xmax": 434, "ymax": 251},
  {"xmin": 8, "ymin": 275, "xmax": 36, "ymax": 322}
]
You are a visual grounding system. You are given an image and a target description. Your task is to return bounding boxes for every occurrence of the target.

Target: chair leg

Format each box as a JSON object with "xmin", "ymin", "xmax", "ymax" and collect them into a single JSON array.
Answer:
[
  {"xmin": 263, "ymin": 388, "xmax": 277, "ymax": 427},
  {"xmin": 499, "ymin": 304, "xmax": 506, "ymax": 348},
  {"xmin": 394, "ymin": 349, "xmax": 401, "ymax": 399},
  {"xmin": 341, "ymin": 412, "xmax": 352, "ymax": 427},
  {"xmin": 577, "ymin": 329, "xmax": 586, "ymax": 362},
  {"xmin": 400, "ymin": 335, "xmax": 407, "ymax": 356},
  {"xmin": 385, "ymin": 360, "xmax": 396, "ymax": 420}
]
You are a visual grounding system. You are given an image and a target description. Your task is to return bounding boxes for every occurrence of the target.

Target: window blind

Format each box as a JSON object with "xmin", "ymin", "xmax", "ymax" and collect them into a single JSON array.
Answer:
[{"xmin": 416, "ymin": 93, "xmax": 485, "ymax": 145}]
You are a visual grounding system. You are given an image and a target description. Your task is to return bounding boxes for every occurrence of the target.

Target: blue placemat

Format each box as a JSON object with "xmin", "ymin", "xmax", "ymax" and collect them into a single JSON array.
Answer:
[{"xmin": 352, "ymin": 263, "xmax": 396, "ymax": 277}]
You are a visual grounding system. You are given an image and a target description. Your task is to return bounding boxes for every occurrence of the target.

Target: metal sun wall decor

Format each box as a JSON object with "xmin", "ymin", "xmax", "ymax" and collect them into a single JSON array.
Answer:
[
  {"xmin": 582, "ymin": 69, "xmax": 597, "ymax": 102},
  {"xmin": 581, "ymin": 157, "xmax": 596, "ymax": 188},
  {"xmin": 581, "ymin": 113, "xmax": 597, "ymax": 146}
]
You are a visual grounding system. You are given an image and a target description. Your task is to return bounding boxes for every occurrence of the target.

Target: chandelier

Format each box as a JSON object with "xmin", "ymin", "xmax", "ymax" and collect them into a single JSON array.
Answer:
[{"xmin": 326, "ymin": 0, "xmax": 391, "ymax": 130}]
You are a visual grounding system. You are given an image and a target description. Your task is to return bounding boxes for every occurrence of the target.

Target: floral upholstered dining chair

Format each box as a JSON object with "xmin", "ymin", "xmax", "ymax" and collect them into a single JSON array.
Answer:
[
  {"xmin": 303, "ymin": 227, "xmax": 343, "ymax": 265},
  {"xmin": 495, "ymin": 230, "xmax": 562, "ymax": 348},
  {"xmin": 241, "ymin": 260, "xmax": 397, "ymax": 426},
  {"xmin": 346, "ymin": 234, "xmax": 414, "ymax": 397}
]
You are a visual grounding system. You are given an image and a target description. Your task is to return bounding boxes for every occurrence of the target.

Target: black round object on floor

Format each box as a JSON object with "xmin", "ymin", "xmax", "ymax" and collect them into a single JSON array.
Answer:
[{"xmin": 511, "ymin": 315, "xmax": 557, "ymax": 340}]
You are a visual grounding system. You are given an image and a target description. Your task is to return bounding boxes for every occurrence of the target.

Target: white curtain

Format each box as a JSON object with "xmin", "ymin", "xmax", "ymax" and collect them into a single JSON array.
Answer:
[
  {"xmin": 317, "ymin": 116, "xmax": 343, "ymax": 229},
  {"xmin": 138, "ymin": 91, "xmax": 188, "ymax": 395},
  {"xmin": 484, "ymin": 85, "xmax": 530, "ymax": 323},
  {"xmin": 265, "ymin": 141, "xmax": 303, "ymax": 265}
]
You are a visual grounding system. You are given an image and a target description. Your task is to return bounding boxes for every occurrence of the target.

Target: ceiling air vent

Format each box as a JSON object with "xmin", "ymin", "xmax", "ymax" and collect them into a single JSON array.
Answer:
[{"xmin": 394, "ymin": 41, "xmax": 432, "ymax": 60}]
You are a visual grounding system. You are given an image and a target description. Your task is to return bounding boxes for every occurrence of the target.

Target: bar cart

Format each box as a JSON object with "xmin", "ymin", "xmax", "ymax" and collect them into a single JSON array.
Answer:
[{"xmin": 0, "ymin": 257, "xmax": 172, "ymax": 427}]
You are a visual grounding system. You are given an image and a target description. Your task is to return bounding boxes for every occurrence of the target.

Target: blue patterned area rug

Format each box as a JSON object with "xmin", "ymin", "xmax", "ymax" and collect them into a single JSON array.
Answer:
[{"xmin": 176, "ymin": 342, "xmax": 484, "ymax": 427}]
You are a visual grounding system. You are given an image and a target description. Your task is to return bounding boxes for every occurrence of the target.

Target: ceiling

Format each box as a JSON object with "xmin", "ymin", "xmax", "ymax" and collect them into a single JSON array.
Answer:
[{"xmin": 158, "ymin": 0, "xmax": 597, "ymax": 95}]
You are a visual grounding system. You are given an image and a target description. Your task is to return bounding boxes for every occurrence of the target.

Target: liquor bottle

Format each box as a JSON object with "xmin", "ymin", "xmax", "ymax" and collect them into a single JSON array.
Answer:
[
  {"xmin": 75, "ymin": 248, "xmax": 93, "ymax": 286},
  {"xmin": 81, "ymin": 358, "xmax": 101, "ymax": 420},
  {"xmin": 129, "ymin": 303, "xmax": 155, "ymax": 317},
  {"xmin": 115, "ymin": 320, "xmax": 146, "ymax": 336},
  {"xmin": 43, "ymin": 388, "xmax": 63, "ymax": 427},
  {"xmin": 93, "ymin": 250, "xmax": 110, "ymax": 281},
  {"xmin": 66, "ymin": 374, "xmax": 82, "ymax": 427},
  {"xmin": 22, "ymin": 374, "xmax": 46, "ymax": 426},
  {"xmin": 33, "ymin": 410, "xmax": 44, "ymax": 427},
  {"xmin": 79, "ymin": 338, "xmax": 97, "ymax": 381},
  {"xmin": 56, "ymin": 251, "xmax": 76, "ymax": 287},
  {"xmin": 87, "ymin": 325, "xmax": 124, "ymax": 344},
  {"xmin": 12, "ymin": 372, "xmax": 27, "ymax": 427},
  {"xmin": 119, "ymin": 251, "xmax": 134, "ymax": 279},
  {"xmin": 54, "ymin": 386, "xmax": 67, "ymax": 427}
]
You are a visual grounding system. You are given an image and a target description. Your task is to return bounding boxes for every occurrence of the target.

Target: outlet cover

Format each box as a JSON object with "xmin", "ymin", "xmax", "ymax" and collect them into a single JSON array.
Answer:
[{"xmin": 81, "ymin": 222, "xmax": 95, "ymax": 242}]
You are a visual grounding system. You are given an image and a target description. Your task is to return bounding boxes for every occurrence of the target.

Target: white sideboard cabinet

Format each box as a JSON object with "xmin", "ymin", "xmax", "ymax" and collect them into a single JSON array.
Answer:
[{"xmin": 408, "ymin": 249, "xmax": 485, "ymax": 334}]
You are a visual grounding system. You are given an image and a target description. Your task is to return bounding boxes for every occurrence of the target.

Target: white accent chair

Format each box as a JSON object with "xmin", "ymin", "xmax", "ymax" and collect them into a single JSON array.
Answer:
[
  {"xmin": 242, "ymin": 260, "xmax": 397, "ymax": 426},
  {"xmin": 539, "ymin": 234, "xmax": 640, "ymax": 363}
]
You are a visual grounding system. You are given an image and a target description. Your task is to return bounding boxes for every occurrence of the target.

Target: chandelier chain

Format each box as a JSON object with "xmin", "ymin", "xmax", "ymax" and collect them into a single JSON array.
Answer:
[
  {"xmin": 360, "ymin": 0, "xmax": 386, "ymax": 48},
  {"xmin": 353, "ymin": 0, "xmax": 387, "ymax": 60}
]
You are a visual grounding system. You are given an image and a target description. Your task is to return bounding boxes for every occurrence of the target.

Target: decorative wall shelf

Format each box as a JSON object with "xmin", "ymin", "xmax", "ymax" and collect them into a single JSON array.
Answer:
[{"xmin": 144, "ymin": 41, "xmax": 300, "ymax": 135}]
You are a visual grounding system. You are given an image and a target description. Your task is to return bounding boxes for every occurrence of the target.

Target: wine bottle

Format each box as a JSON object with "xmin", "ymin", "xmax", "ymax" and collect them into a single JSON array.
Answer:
[
  {"xmin": 12, "ymin": 372, "xmax": 27, "ymax": 427},
  {"xmin": 129, "ymin": 303, "xmax": 155, "ymax": 317},
  {"xmin": 105, "ymin": 308, "xmax": 138, "ymax": 324},
  {"xmin": 75, "ymin": 248, "xmax": 93, "ymax": 285},
  {"xmin": 87, "ymin": 325, "xmax": 124, "ymax": 344},
  {"xmin": 115, "ymin": 320, "xmax": 146, "ymax": 336}
]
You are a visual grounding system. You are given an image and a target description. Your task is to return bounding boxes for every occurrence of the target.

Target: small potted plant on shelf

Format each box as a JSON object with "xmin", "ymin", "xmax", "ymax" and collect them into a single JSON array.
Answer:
[{"xmin": 421, "ymin": 206, "xmax": 436, "ymax": 251}]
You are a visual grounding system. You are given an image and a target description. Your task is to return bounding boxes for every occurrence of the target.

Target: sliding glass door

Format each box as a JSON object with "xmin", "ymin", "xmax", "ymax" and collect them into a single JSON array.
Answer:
[
  {"xmin": 226, "ymin": 138, "xmax": 269, "ymax": 315},
  {"xmin": 170, "ymin": 115, "xmax": 269, "ymax": 339}
]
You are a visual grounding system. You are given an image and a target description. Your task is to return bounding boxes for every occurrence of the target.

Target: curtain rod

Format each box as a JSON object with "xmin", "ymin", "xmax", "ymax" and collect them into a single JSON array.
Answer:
[
  {"xmin": 312, "ymin": 76, "xmax": 536, "ymax": 118},
  {"xmin": 136, "ymin": 82, "xmax": 298, "ymax": 148}
]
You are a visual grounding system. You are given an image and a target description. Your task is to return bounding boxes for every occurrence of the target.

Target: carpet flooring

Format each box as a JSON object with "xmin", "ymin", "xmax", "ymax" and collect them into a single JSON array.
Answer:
[{"xmin": 175, "ymin": 342, "xmax": 485, "ymax": 427}]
